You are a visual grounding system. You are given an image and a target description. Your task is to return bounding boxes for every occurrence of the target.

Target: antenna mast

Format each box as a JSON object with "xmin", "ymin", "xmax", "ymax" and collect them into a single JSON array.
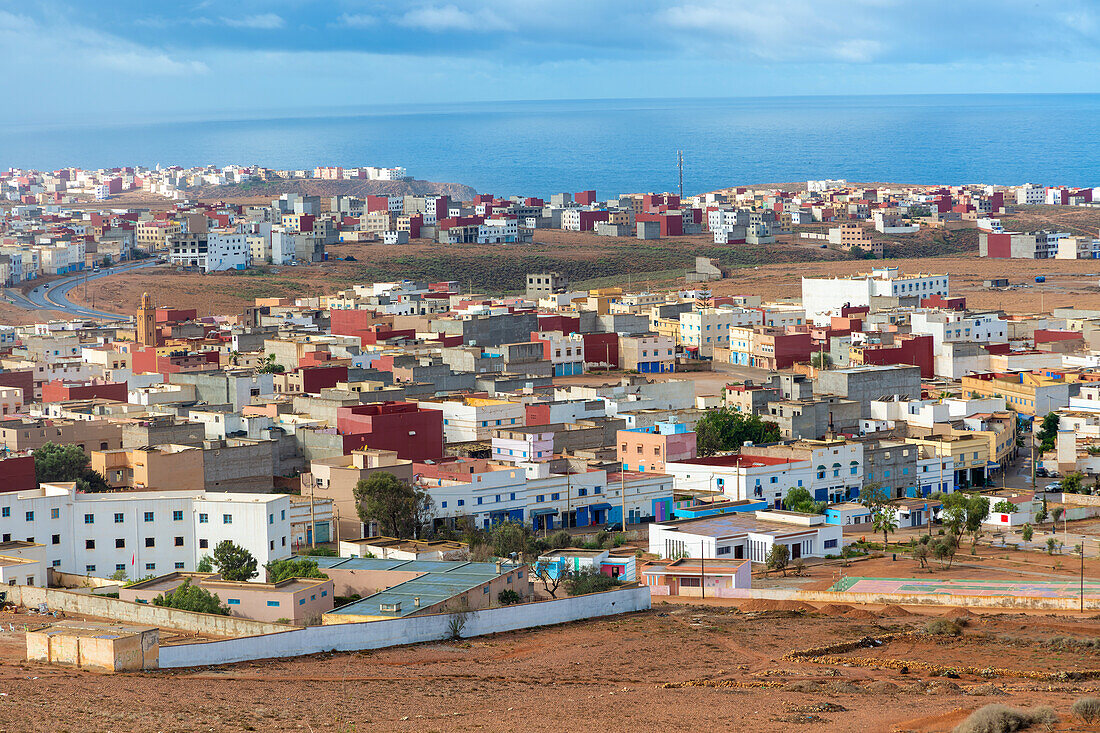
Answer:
[{"xmin": 677, "ymin": 150, "xmax": 684, "ymax": 201}]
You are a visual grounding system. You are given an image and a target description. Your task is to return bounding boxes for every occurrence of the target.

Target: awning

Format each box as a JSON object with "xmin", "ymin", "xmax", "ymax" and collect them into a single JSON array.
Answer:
[
  {"xmin": 587, "ymin": 503, "xmax": 613, "ymax": 511},
  {"xmin": 530, "ymin": 508, "xmax": 558, "ymax": 517}
]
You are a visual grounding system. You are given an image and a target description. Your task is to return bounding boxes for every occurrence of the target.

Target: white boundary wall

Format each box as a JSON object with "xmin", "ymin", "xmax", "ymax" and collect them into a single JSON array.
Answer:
[{"xmin": 160, "ymin": 586, "xmax": 650, "ymax": 668}]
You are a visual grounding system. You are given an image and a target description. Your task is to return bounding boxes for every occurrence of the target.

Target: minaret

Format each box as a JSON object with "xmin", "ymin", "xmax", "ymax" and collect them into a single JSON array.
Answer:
[{"xmin": 137, "ymin": 292, "xmax": 157, "ymax": 346}]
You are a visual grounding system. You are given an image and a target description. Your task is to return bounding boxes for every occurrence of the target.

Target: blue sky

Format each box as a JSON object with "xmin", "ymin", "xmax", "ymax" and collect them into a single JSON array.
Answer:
[{"xmin": 1, "ymin": 1, "xmax": 1099, "ymax": 124}]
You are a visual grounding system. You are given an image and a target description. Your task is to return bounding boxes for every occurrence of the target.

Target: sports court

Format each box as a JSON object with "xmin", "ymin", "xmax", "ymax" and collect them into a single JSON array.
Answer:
[{"xmin": 828, "ymin": 576, "xmax": 1100, "ymax": 600}]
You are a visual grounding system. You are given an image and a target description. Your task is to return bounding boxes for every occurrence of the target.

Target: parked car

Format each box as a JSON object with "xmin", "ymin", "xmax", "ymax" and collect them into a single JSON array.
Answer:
[
  {"xmin": 1044, "ymin": 482, "xmax": 1063, "ymax": 491},
  {"xmin": 603, "ymin": 522, "xmax": 622, "ymax": 532},
  {"xmin": 1036, "ymin": 467, "xmax": 1048, "ymax": 477}
]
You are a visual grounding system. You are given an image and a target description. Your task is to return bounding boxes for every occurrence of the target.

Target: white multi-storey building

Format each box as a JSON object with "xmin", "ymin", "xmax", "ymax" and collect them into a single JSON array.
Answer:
[
  {"xmin": 417, "ymin": 396, "xmax": 525, "ymax": 443},
  {"xmin": 679, "ymin": 308, "xmax": 746, "ymax": 358},
  {"xmin": 0, "ymin": 484, "xmax": 291, "ymax": 579},
  {"xmin": 910, "ymin": 310, "xmax": 1008, "ymax": 352},
  {"xmin": 1015, "ymin": 184, "xmax": 1045, "ymax": 205},
  {"xmin": 802, "ymin": 267, "xmax": 949, "ymax": 325}
]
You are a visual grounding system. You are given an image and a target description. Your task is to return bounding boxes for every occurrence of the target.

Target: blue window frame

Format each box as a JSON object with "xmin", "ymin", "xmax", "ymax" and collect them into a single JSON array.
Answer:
[
  {"xmin": 173, "ymin": 510, "xmax": 183, "ymax": 521},
  {"xmin": 267, "ymin": 601, "xmax": 280, "ymax": 607}
]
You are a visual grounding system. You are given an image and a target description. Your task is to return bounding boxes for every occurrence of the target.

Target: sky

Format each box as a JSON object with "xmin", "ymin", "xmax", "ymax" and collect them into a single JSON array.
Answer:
[{"xmin": 1, "ymin": 0, "xmax": 1099, "ymax": 125}]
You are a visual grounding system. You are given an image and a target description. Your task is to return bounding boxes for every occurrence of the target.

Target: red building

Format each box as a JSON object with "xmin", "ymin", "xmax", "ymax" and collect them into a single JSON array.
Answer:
[
  {"xmin": 156, "ymin": 307, "xmax": 198, "ymax": 324},
  {"xmin": 0, "ymin": 370, "xmax": 34, "ymax": 401},
  {"xmin": 637, "ymin": 211, "xmax": 683, "ymax": 236},
  {"xmin": 0, "ymin": 455, "xmax": 36, "ymax": 493},
  {"xmin": 855, "ymin": 335, "xmax": 934, "ymax": 378},
  {"xmin": 921, "ymin": 294, "xmax": 967, "ymax": 310},
  {"xmin": 298, "ymin": 364, "xmax": 349, "ymax": 394},
  {"xmin": 41, "ymin": 380, "xmax": 128, "ymax": 403},
  {"xmin": 131, "ymin": 347, "xmax": 218, "ymax": 375},
  {"xmin": 582, "ymin": 332, "xmax": 619, "ymax": 370},
  {"xmin": 336, "ymin": 402, "xmax": 444, "ymax": 460},
  {"xmin": 536, "ymin": 314, "xmax": 580, "ymax": 334},
  {"xmin": 575, "ymin": 190, "xmax": 597, "ymax": 206}
]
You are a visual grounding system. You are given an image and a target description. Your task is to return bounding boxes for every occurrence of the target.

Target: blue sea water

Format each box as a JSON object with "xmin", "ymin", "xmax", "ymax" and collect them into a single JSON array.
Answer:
[{"xmin": 1, "ymin": 94, "xmax": 1097, "ymax": 197}]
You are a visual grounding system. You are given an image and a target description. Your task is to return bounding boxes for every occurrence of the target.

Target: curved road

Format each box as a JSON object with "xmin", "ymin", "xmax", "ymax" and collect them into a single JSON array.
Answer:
[{"xmin": 3, "ymin": 260, "xmax": 159, "ymax": 320}]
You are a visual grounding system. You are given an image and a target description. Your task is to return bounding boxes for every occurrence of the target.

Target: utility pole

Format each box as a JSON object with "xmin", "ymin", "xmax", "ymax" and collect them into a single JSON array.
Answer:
[
  {"xmin": 1081, "ymin": 544, "xmax": 1086, "ymax": 614},
  {"xmin": 621, "ymin": 469, "xmax": 627, "ymax": 533},
  {"xmin": 677, "ymin": 150, "xmax": 683, "ymax": 201},
  {"xmin": 309, "ymin": 477, "xmax": 317, "ymax": 549}
]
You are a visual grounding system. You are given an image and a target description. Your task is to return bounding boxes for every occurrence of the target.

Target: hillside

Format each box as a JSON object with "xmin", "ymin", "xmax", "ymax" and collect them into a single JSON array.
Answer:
[{"xmin": 185, "ymin": 178, "xmax": 477, "ymax": 203}]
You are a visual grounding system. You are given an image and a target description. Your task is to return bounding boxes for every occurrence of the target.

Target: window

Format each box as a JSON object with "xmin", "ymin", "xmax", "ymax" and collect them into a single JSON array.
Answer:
[
  {"xmin": 457, "ymin": 500, "xmax": 464, "ymax": 507},
  {"xmin": 199, "ymin": 513, "xmax": 208, "ymax": 524},
  {"xmin": 85, "ymin": 539, "xmax": 95, "ymax": 549},
  {"xmin": 267, "ymin": 601, "xmax": 280, "ymax": 607},
  {"xmin": 536, "ymin": 495, "xmax": 545, "ymax": 502},
  {"xmin": 282, "ymin": 537, "xmax": 286, "ymax": 546},
  {"xmin": 25, "ymin": 511, "xmax": 33, "ymax": 522},
  {"xmin": 114, "ymin": 513, "xmax": 124, "ymax": 523},
  {"xmin": 48, "ymin": 508, "xmax": 58, "ymax": 519},
  {"xmin": 299, "ymin": 599, "xmax": 306, "ymax": 606},
  {"xmin": 268, "ymin": 514, "xmax": 274, "ymax": 525},
  {"xmin": 280, "ymin": 509, "xmax": 286, "ymax": 520},
  {"xmin": 228, "ymin": 599, "xmax": 240, "ymax": 605},
  {"xmin": 144, "ymin": 512, "xmax": 153, "ymax": 522},
  {"xmin": 717, "ymin": 546, "xmax": 731, "ymax": 555},
  {"xmin": 115, "ymin": 563, "xmax": 126, "ymax": 573},
  {"xmin": 199, "ymin": 539, "xmax": 208, "ymax": 549},
  {"xmin": 174, "ymin": 536, "xmax": 184, "ymax": 547},
  {"xmin": 115, "ymin": 538, "xmax": 125, "ymax": 548},
  {"xmin": 145, "ymin": 537, "xmax": 155, "ymax": 548},
  {"xmin": 223, "ymin": 514, "xmax": 232, "ymax": 524},
  {"xmin": 174, "ymin": 562, "xmax": 185, "ymax": 570},
  {"xmin": 483, "ymin": 586, "xmax": 490, "ymax": 594},
  {"xmin": 51, "ymin": 534, "xmax": 60, "ymax": 545},
  {"xmin": 824, "ymin": 539, "xmax": 839, "ymax": 549},
  {"xmin": 145, "ymin": 563, "xmax": 155, "ymax": 571},
  {"xmin": 86, "ymin": 565, "xmax": 96, "ymax": 573},
  {"xmin": 173, "ymin": 510, "xmax": 183, "ymax": 521},
  {"xmin": 321, "ymin": 590, "xmax": 327, "ymax": 597},
  {"xmin": 477, "ymin": 497, "xmax": 483, "ymax": 505}
]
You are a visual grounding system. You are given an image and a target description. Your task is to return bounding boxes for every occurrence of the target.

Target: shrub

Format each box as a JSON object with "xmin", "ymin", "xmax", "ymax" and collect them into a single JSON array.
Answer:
[
  {"xmin": 1071, "ymin": 697, "xmax": 1100, "ymax": 724},
  {"xmin": 920, "ymin": 534, "xmax": 932, "ymax": 545},
  {"xmin": 497, "ymin": 589, "xmax": 521, "ymax": 605},
  {"xmin": 938, "ymin": 528, "xmax": 946, "ymax": 536},
  {"xmin": 152, "ymin": 579, "xmax": 228, "ymax": 615},
  {"xmin": 1021, "ymin": 524, "xmax": 1033, "ymax": 542},
  {"xmin": 952, "ymin": 704, "xmax": 1057, "ymax": 733},
  {"xmin": 566, "ymin": 567, "xmax": 621, "ymax": 596},
  {"xmin": 926, "ymin": 619, "xmax": 962, "ymax": 637}
]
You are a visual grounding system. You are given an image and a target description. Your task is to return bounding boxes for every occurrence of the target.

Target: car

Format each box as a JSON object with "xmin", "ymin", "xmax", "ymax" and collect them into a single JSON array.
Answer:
[
  {"xmin": 603, "ymin": 521, "xmax": 622, "ymax": 533},
  {"xmin": 1036, "ymin": 467, "xmax": 1048, "ymax": 477},
  {"xmin": 1044, "ymin": 482, "xmax": 1063, "ymax": 491}
]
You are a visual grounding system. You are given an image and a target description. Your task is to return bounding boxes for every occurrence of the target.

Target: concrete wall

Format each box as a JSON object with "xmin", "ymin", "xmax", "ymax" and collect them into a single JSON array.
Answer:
[
  {"xmin": 7, "ymin": 585, "xmax": 292, "ymax": 636},
  {"xmin": 160, "ymin": 585, "xmax": 651, "ymax": 668},
  {"xmin": 707, "ymin": 587, "xmax": 1100, "ymax": 611}
]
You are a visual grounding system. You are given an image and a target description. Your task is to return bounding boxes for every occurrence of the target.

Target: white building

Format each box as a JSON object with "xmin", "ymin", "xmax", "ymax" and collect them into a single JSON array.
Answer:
[
  {"xmin": 417, "ymin": 396, "xmax": 525, "ymax": 443},
  {"xmin": 679, "ymin": 308, "xmax": 745, "ymax": 358},
  {"xmin": 648, "ymin": 511, "xmax": 843, "ymax": 562},
  {"xmin": 1015, "ymin": 185, "xmax": 1045, "ymax": 205},
  {"xmin": 910, "ymin": 310, "xmax": 1008, "ymax": 352},
  {"xmin": 664, "ymin": 455, "xmax": 813, "ymax": 508},
  {"xmin": 802, "ymin": 267, "xmax": 950, "ymax": 325},
  {"xmin": 0, "ymin": 484, "xmax": 291, "ymax": 579}
]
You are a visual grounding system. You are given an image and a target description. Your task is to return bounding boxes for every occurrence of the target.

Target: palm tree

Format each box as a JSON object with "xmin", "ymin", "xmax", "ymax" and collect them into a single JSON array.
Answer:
[{"xmin": 872, "ymin": 508, "xmax": 899, "ymax": 550}]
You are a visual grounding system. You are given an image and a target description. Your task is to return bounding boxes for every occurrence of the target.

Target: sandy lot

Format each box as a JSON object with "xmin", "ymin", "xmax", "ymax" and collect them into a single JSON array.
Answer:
[{"xmin": 2, "ymin": 605, "xmax": 1098, "ymax": 732}]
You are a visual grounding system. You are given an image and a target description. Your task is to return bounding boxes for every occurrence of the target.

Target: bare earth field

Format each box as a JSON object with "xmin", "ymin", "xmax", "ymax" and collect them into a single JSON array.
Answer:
[{"xmin": 3, "ymin": 605, "xmax": 1099, "ymax": 733}]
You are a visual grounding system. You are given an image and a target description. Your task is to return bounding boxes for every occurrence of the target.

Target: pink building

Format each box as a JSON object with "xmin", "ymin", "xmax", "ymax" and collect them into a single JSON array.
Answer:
[{"xmin": 617, "ymin": 423, "xmax": 696, "ymax": 474}]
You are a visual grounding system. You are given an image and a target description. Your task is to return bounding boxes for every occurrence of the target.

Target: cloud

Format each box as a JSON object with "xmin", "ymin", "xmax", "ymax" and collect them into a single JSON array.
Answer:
[
  {"xmin": 94, "ymin": 51, "xmax": 209, "ymax": 76},
  {"xmin": 397, "ymin": 4, "xmax": 514, "ymax": 32},
  {"xmin": 222, "ymin": 13, "xmax": 285, "ymax": 30},
  {"xmin": 337, "ymin": 13, "xmax": 377, "ymax": 29}
]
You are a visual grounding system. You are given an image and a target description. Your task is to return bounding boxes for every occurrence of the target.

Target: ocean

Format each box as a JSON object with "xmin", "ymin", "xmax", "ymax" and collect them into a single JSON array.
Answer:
[{"xmin": 1, "ymin": 94, "xmax": 1098, "ymax": 197}]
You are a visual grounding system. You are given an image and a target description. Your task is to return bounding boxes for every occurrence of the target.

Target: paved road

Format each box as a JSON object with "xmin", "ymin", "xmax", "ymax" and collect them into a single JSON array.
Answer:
[{"xmin": 3, "ymin": 260, "xmax": 158, "ymax": 320}]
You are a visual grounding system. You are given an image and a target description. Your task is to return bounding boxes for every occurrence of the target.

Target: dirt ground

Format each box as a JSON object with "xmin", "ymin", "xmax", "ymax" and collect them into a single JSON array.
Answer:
[{"xmin": 2, "ymin": 605, "xmax": 1099, "ymax": 732}]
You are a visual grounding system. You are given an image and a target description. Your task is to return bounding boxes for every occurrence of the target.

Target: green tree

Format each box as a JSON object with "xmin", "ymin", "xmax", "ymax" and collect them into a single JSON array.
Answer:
[
  {"xmin": 1061, "ymin": 472, "xmax": 1084, "ymax": 494},
  {"xmin": 872, "ymin": 508, "xmax": 899, "ymax": 549},
  {"xmin": 810, "ymin": 351, "xmax": 833, "ymax": 369},
  {"xmin": 32, "ymin": 442, "xmax": 111, "ymax": 492},
  {"xmin": 912, "ymin": 543, "xmax": 929, "ymax": 569},
  {"xmin": 941, "ymin": 492, "xmax": 989, "ymax": 548},
  {"xmin": 782, "ymin": 486, "xmax": 825, "ymax": 514},
  {"xmin": 265, "ymin": 558, "xmax": 327, "ymax": 583},
  {"xmin": 497, "ymin": 589, "xmax": 521, "ymax": 605},
  {"xmin": 1022, "ymin": 524, "xmax": 1034, "ymax": 542},
  {"xmin": 353, "ymin": 471, "xmax": 434, "ymax": 539},
  {"xmin": 566, "ymin": 567, "xmax": 620, "ymax": 596},
  {"xmin": 257, "ymin": 353, "xmax": 285, "ymax": 374},
  {"xmin": 932, "ymin": 539, "xmax": 956, "ymax": 569},
  {"xmin": 766, "ymin": 544, "xmax": 790, "ymax": 576},
  {"xmin": 907, "ymin": 205, "xmax": 931, "ymax": 218},
  {"xmin": 859, "ymin": 482, "xmax": 891, "ymax": 511},
  {"xmin": 152, "ymin": 578, "xmax": 228, "ymax": 615},
  {"xmin": 1035, "ymin": 502, "xmax": 1048, "ymax": 526},
  {"xmin": 211, "ymin": 540, "xmax": 258, "ymax": 582},
  {"xmin": 992, "ymin": 499, "xmax": 1017, "ymax": 514},
  {"xmin": 1036, "ymin": 413, "xmax": 1059, "ymax": 453},
  {"xmin": 1053, "ymin": 506, "xmax": 1064, "ymax": 524},
  {"xmin": 694, "ymin": 407, "xmax": 780, "ymax": 457},
  {"xmin": 488, "ymin": 521, "xmax": 530, "ymax": 560},
  {"xmin": 1046, "ymin": 538, "xmax": 1058, "ymax": 555},
  {"xmin": 196, "ymin": 555, "xmax": 213, "ymax": 573}
]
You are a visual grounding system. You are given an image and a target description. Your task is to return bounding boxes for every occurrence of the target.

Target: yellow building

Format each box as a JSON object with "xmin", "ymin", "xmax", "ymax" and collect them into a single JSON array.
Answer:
[
  {"xmin": 959, "ymin": 372, "xmax": 1078, "ymax": 417},
  {"xmin": 905, "ymin": 433, "xmax": 990, "ymax": 489}
]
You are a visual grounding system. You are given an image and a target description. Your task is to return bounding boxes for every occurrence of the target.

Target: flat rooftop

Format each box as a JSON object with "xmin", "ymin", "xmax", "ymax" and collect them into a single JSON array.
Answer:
[{"xmin": 654, "ymin": 512, "xmax": 821, "ymax": 539}]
